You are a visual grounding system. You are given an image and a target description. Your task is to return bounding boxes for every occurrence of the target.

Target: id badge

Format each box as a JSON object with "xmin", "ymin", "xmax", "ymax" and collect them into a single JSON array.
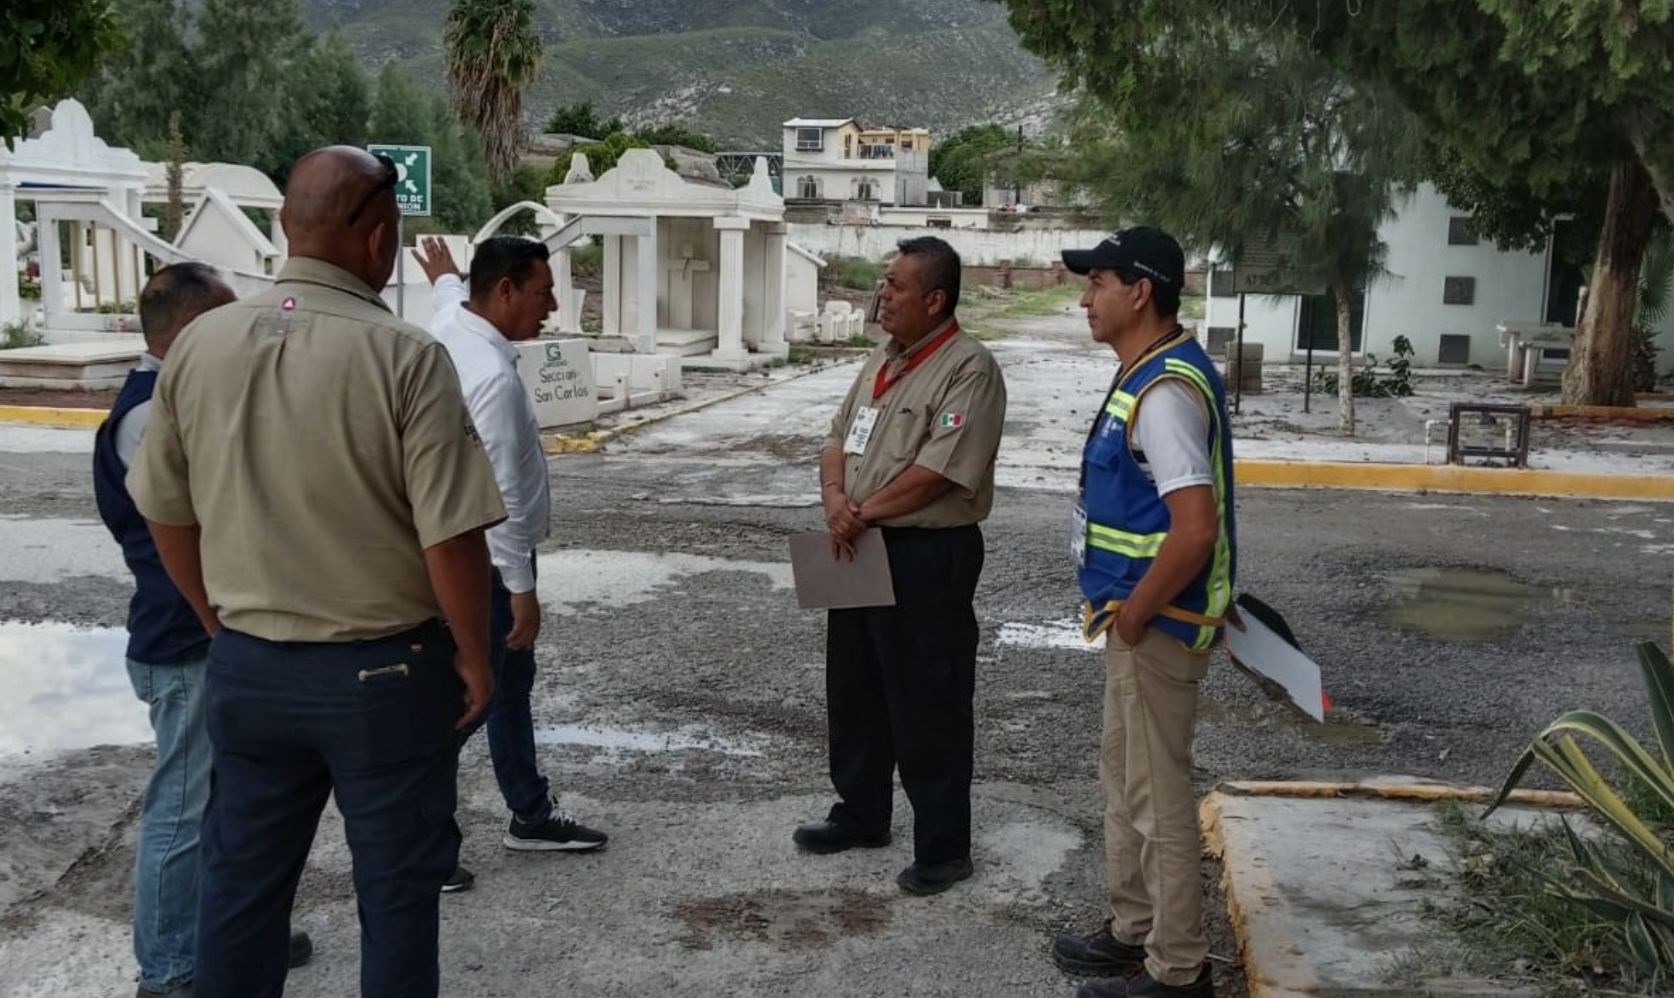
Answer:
[
  {"xmin": 844, "ymin": 406, "xmax": 880, "ymax": 456},
  {"xmin": 1070, "ymin": 502, "xmax": 1089, "ymax": 566}
]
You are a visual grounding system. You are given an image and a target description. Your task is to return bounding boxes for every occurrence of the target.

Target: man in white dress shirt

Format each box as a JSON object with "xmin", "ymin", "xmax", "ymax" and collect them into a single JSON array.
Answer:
[{"xmin": 417, "ymin": 236, "xmax": 608, "ymax": 891}]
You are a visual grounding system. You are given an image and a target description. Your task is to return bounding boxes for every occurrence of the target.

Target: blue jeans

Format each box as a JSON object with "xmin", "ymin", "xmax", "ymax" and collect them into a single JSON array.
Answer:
[
  {"xmin": 126, "ymin": 658, "xmax": 211, "ymax": 995},
  {"xmin": 459, "ymin": 561, "xmax": 552, "ymax": 825},
  {"xmin": 193, "ymin": 622, "xmax": 462, "ymax": 998}
]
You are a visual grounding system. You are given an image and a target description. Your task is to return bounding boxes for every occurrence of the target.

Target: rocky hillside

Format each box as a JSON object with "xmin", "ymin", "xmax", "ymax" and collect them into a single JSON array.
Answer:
[{"xmin": 299, "ymin": 0, "xmax": 1062, "ymax": 147}]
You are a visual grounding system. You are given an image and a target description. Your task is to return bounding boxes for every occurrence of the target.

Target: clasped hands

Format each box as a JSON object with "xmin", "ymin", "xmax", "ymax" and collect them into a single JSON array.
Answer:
[{"xmin": 823, "ymin": 491, "xmax": 866, "ymax": 560}]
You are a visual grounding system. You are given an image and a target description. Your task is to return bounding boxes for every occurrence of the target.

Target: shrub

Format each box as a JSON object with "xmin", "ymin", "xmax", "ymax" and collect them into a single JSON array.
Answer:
[{"xmin": 825, "ymin": 255, "xmax": 882, "ymax": 291}]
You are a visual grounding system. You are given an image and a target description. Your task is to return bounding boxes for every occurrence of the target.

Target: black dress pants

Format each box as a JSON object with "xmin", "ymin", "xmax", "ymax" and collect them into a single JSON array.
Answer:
[{"xmin": 824, "ymin": 524, "xmax": 983, "ymax": 864}]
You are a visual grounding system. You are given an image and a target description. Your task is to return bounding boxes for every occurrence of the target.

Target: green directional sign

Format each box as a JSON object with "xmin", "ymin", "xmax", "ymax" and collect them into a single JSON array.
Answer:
[{"xmin": 368, "ymin": 144, "xmax": 432, "ymax": 217}]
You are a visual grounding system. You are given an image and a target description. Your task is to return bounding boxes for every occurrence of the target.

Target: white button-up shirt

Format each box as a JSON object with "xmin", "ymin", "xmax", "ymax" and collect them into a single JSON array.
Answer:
[{"xmin": 429, "ymin": 274, "xmax": 551, "ymax": 593}]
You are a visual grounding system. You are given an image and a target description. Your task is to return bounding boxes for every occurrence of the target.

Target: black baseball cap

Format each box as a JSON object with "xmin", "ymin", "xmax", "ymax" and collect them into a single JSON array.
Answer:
[{"xmin": 1061, "ymin": 226, "xmax": 1184, "ymax": 288}]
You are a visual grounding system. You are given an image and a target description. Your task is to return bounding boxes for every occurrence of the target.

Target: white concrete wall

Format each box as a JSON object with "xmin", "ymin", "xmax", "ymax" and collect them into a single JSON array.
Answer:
[
  {"xmin": 787, "ymin": 222, "xmax": 1110, "ymax": 267},
  {"xmin": 176, "ymin": 209, "xmax": 272, "ymax": 277},
  {"xmin": 786, "ymin": 252, "xmax": 821, "ymax": 314},
  {"xmin": 1202, "ymin": 183, "xmax": 1670, "ymax": 367}
]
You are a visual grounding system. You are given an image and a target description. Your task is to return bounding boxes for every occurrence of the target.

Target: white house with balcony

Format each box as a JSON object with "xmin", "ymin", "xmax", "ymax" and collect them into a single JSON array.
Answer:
[{"xmin": 782, "ymin": 118, "xmax": 930, "ymax": 207}]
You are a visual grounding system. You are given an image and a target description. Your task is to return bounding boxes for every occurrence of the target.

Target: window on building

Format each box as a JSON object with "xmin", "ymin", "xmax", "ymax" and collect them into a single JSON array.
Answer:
[
  {"xmin": 1447, "ymin": 216, "xmax": 1479, "ymax": 246},
  {"xmin": 796, "ymin": 175, "xmax": 822, "ymax": 199},
  {"xmin": 855, "ymin": 179, "xmax": 877, "ymax": 201},
  {"xmin": 844, "ymin": 134, "xmax": 852, "ymax": 158},
  {"xmin": 902, "ymin": 138, "xmax": 914, "ymax": 150},
  {"xmin": 796, "ymin": 127, "xmax": 823, "ymax": 152}
]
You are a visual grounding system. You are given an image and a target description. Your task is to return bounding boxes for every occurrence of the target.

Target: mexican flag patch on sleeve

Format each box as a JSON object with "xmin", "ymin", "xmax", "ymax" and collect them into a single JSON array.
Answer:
[{"xmin": 938, "ymin": 412, "xmax": 964, "ymax": 428}]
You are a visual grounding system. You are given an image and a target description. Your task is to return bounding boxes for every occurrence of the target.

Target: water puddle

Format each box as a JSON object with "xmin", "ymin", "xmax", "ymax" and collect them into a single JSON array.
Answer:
[
  {"xmin": 533, "ymin": 723, "xmax": 760, "ymax": 757},
  {"xmin": 535, "ymin": 549, "xmax": 793, "ymax": 614},
  {"xmin": 1383, "ymin": 568, "xmax": 1568, "ymax": 643},
  {"xmin": 1199, "ymin": 697, "xmax": 1382, "ymax": 745},
  {"xmin": 0, "ymin": 621, "xmax": 151, "ymax": 756}
]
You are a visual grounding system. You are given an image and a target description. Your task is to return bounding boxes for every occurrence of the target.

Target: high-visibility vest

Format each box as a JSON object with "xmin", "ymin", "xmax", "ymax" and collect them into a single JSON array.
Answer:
[{"xmin": 1077, "ymin": 331, "xmax": 1236, "ymax": 651}]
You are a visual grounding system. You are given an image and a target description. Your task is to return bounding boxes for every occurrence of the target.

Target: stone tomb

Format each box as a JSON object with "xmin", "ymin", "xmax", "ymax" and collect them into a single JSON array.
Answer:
[{"xmin": 544, "ymin": 149, "xmax": 804, "ymax": 371}]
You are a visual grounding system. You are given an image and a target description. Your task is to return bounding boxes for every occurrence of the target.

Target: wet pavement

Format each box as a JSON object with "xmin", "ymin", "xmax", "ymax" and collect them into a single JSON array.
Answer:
[{"xmin": 1, "ymin": 314, "xmax": 1671, "ymax": 997}]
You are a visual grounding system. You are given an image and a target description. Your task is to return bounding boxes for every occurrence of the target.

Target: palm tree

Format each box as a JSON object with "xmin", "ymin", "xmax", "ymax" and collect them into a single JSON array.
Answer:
[{"xmin": 443, "ymin": 0, "xmax": 541, "ymax": 187}]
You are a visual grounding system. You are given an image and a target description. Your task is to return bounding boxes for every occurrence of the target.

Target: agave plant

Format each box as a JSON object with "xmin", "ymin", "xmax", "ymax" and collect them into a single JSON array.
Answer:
[{"xmin": 1485, "ymin": 641, "xmax": 1674, "ymax": 979}]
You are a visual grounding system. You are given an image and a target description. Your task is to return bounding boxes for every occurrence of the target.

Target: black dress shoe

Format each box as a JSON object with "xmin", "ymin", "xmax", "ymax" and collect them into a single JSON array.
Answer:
[
  {"xmin": 1051, "ymin": 919, "xmax": 1146, "ymax": 976},
  {"xmin": 895, "ymin": 856, "xmax": 973, "ymax": 895},
  {"xmin": 792, "ymin": 820, "xmax": 891, "ymax": 854},
  {"xmin": 288, "ymin": 928, "xmax": 314, "ymax": 969}
]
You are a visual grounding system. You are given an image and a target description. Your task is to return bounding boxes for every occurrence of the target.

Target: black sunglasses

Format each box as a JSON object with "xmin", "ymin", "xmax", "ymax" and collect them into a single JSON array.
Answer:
[{"xmin": 346, "ymin": 153, "xmax": 398, "ymax": 226}]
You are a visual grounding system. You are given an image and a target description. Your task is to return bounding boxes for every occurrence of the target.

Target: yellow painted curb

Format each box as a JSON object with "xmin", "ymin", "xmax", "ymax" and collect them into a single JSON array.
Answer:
[
  {"xmin": 1528, "ymin": 402, "xmax": 1674, "ymax": 420},
  {"xmin": 0, "ymin": 405, "xmax": 107, "ymax": 429},
  {"xmin": 1236, "ymin": 459, "xmax": 1674, "ymax": 501},
  {"xmin": 1200, "ymin": 780, "xmax": 1584, "ymax": 998}
]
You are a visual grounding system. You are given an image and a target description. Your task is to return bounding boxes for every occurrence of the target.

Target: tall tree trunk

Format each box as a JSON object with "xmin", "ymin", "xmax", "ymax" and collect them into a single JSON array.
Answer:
[
  {"xmin": 1334, "ymin": 275, "xmax": 1356, "ymax": 435},
  {"xmin": 1561, "ymin": 161, "xmax": 1657, "ymax": 406},
  {"xmin": 1622, "ymin": 102, "xmax": 1674, "ymax": 230}
]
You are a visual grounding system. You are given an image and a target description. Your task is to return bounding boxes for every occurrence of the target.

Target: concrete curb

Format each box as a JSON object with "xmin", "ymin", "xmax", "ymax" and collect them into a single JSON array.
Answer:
[
  {"xmin": 1200, "ymin": 780, "xmax": 1586, "ymax": 998},
  {"xmin": 9, "ymin": 403, "xmax": 1674, "ymax": 502},
  {"xmin": 1236, "ymin": 459, "xmax": 1674, "ymax": 502},
  {"xmin": 0, "ymin": 405, "xmax": 106, "ymax": 429},
  {"xmin": 1529, "ymin": 402, "xmax": 1674, "ymax": 420}
]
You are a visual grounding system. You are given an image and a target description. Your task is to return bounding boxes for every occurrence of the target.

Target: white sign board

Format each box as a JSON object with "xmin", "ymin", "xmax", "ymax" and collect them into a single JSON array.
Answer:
[
  {"xmin": 1223, "ymin": 600, "xmax": 1328, "ymax": 723},
  {"xmin": 516, "ymin": 339, "xmax": 598, "ymax": 428}
]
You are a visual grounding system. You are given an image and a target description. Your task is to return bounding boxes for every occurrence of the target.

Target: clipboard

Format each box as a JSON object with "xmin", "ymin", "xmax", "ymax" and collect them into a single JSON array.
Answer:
[{"xmin": 787, "ymin": 528, "xmax": 896, "ymax": 610}]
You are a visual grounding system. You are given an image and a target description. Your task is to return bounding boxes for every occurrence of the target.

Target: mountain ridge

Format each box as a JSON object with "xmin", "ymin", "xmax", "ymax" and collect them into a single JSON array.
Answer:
[{"xmin": 299, "ymin": 0, "xmax": 1061, "ymax": 147}]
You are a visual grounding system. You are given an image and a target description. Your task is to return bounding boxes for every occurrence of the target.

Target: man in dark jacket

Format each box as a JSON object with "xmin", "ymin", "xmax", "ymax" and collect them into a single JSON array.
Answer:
[{"xmin": 94, "ymin": 262, "xmax": 311, "ymax": 998}]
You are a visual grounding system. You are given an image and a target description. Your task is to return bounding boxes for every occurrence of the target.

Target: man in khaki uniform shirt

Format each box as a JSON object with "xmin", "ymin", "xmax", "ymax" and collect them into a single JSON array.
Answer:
[
  {"xmin": 794, "ymin": 236, "xmax": 1007, "ymax": 896},
  {"xmin": 129, "ymin": 146, "xmax": 506, "ymax": 998}
]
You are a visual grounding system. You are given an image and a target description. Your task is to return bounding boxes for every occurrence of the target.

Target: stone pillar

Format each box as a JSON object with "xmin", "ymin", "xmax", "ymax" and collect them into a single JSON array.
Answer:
[
  {"xmin": 761, "ymin": 222, "xmax": 787, "ymax": 354},
  {"xmin": 38, "ymin": 209, "xmax": 63, "ymax": 330},
  {"xmin": 0, "ymin": 184, "xmax": 19, "ymax": 328},
  {"xmin": 712, "ymin": 217, "xmax": 749, "ymax": 360},
  {"xmin": 634, "ymin": 223, "xmax": 658, "ymax": 354},
  {"xmin": 601, "ymin": 234, "xmax": 622, "ymax": 336},
  {"xmin": 120, "ymin": 186, "xmax": 144, "ymax": 304},
  {"xmin": 270, "ymin": 213, "xmax": 287, "ymax": 267}
]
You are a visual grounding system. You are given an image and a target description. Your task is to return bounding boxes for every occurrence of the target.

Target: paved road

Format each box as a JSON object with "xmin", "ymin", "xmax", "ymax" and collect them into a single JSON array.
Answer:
[{"xmin": 1, "ymin": 331, "xmax": 1669, "ymax": 997}]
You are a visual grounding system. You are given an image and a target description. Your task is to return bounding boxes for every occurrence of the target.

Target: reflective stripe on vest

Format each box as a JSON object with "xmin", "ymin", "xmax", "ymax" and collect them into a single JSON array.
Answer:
[{"xmin": 1084, "ymin": 357, "xmax": 1235, "ymax": 651}]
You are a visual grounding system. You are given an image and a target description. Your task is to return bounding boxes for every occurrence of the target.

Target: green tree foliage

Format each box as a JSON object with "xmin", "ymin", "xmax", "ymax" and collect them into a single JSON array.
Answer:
[
  {"xmin": 928, "ymin": 124, "xmax": 1013, "ymax": 205},
  {"xmin": 543, "ymin": 132, "xmax": 655, "ymax": 186},
  {"xmin": 193, "ymin": 0, "xmax": 310, "ymax": 174},
  {"xmin": 1, "ymin": 0, "xmax": 122, "ymax": 143},
  {"xmin": 444, "ymin": 0, "xmax": 542, "ymax": 187},
  {"xmin": 1270, "ymin": 0, "xmax": 1672, "ymax": 407},
  {"xmin": 545, "ymin": 100, "xmax": 622, "ymax": 139},
  {"xmin": 998, "ymin": 7, "xmax": 1420, "ymax": 434},
  {"xmin": 633, "ymin": 122, "xmax": 718, "ymax": 153},
  {"xmin": 77, "ymin": 0, "xmax": 195, "ymax": 159}
]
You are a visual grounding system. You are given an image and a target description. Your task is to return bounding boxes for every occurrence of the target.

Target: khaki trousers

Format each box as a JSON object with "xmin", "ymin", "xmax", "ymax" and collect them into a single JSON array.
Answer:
[{"xmin": 1101, "ymin": 627, "xmax": 1210, "ymax": 985}]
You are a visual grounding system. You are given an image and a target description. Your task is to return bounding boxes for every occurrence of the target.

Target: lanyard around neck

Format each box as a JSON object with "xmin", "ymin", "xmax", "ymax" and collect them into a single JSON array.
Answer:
[{"xmin": 873, "ymin": 322, "xmax": 961, "ymax": 401}]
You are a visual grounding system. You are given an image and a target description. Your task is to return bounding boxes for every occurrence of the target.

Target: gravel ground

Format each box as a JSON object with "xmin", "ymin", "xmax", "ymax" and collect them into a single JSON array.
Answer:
[{"xmin": 1, "ymin": 311, "xmax": 1669, "ymax": 997}]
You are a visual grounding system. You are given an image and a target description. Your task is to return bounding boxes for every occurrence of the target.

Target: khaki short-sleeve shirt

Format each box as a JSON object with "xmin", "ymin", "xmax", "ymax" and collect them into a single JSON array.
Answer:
[
  {"xmin": 129, "ymin": 258, "xmax": 507, "ymax": 642},
  {"xmin": 822, "ymin": 320, "xmax": 1007, "ymax": 528}
]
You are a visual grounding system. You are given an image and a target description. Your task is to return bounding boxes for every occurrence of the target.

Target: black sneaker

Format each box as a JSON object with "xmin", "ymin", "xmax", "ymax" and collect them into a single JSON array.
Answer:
[
  {"xmin": 503, "ymin": 808, "xmax": 608, "ymax": 852},
  {"xmin": 288, "ymin": 928, "xmax": 314, "ymax": 968},
  {"xmin": 1051, "ymin": 920, "xmax": 1147, "ymax": 976},
  {"xmin": 441, "ymin": 865, "xmax": 475, "ymax": 893},
  {"xmin": 1077, "ymin": 965, "xmax": 1213, "ymax": 998}
]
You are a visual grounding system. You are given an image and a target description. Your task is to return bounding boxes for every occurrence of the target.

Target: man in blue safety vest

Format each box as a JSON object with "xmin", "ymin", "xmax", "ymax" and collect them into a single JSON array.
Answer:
[{"xmin": 1048, "ymin": 227, "xmax": 1235, "ymax": 998}]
